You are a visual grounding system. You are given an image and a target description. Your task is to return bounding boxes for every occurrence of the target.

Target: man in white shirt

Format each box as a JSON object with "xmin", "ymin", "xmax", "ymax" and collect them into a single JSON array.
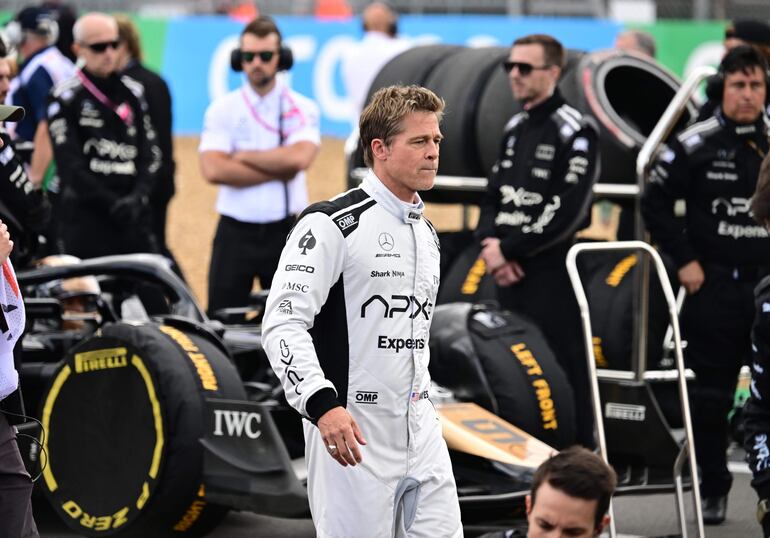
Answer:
[
  {"xmin": 199, "ymin": 16, "xmax": 320, "ymax": 316},
  {"xmin": 342, "ymin": 2, "xmax": 409, "ymax": 125}
]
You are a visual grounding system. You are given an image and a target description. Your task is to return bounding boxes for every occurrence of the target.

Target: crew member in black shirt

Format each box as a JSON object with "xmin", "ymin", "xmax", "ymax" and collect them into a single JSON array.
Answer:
[
  {"xmin": 476, "ymin": 33, "xmax": 599, "ymax": 448},
  {"xmin": 48, "ymin": 12, "xmax": 160, "ymax": 259},
  {"xmin": 642, "ymin": 45, "xmax": 770, "ymax": 525}
]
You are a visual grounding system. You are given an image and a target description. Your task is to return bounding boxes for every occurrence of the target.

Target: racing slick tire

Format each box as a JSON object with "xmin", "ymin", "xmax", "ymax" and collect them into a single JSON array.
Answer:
[
  {"xmin": 422, "ymin": 46, "xmax": 509, "ymax": 178},
  {"xmin": 430, "ymin": 303, "xmax": 576, "ymax": 449},
  {"xmin": 437, "ymin": 241, "xmax": 496, "ymax": 305},
  {"xmin": 39, "ymin": 321, "xmax": 247, "ymax": 537}
]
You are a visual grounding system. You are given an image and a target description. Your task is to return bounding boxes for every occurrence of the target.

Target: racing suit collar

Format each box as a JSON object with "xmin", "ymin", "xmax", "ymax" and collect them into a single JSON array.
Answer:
[
  {"xmin": 524, "ymin": 88, "xmax": 565, "ymax": 123},
  {"xmin": 362, "ymin": 170, "xmax": 425, "ymax": 225},
  {"xmin": 717, "ymin": 107, "xmax": 770, "ymax": 139}
]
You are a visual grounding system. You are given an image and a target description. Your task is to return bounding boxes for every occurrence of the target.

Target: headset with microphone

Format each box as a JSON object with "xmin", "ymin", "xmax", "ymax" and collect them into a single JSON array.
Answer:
[
  {"xmin": 3, "ymin": 9, "xmax": 59, "ymax": 52},
  {"xmin": 230, "ymin": 44, "xmax": 293, "ymax": 72}
]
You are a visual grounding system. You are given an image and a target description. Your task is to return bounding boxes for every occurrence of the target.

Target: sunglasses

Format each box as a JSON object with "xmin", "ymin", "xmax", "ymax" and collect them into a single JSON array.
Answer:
[
  {"xmin": 83, "ymin": 40, "xmax": 120, "ymax": 53},
  {"xmin": 502, "ymin": 61, "xmax": 552, "ymax": 76},
  {"xmin": 241, "ymin": 50, "xmax": 277, "ymax": 63}
]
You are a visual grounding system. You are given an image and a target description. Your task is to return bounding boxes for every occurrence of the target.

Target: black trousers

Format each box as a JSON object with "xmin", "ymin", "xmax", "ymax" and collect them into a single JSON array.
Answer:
[
  {"xmin": 681, "ymin": 263, "xmax": 762, "ymax": 497},
  {"xmin": 0, "ymin": 412, "xmax": 38, "ymax": 538},
  {"xmin": 497, "ymin": 247, "xmax": 595, "ymax": 448},
  {"xmin": 207, "ymin": 215, "xmax": 294, "ymax": 314},
  {"xmin": 149, "ymin": 195, "xmax": 185, "ymax": 281},
  {"xmin": 61, "ymin": 201, "xmax": 159, "ymax": 260}
]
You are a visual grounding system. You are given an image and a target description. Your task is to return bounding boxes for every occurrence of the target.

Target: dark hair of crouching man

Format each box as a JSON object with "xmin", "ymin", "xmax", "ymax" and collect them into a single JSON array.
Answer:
[{"xmin": 526, "ymin": 447, "xmax": 617, "ymax": 537}]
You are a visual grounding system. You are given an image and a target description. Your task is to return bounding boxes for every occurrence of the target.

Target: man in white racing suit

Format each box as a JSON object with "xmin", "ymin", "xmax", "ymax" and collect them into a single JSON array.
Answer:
[{"xmin": 263, "ymin": 85, "xmax": 462, "ymax": 537}]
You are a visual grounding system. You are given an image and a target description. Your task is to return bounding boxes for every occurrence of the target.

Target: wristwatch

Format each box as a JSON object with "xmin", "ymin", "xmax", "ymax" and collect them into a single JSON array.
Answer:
[{"xmin": 757, "ymin": 498, "xmax": 770, "ymax": 525}]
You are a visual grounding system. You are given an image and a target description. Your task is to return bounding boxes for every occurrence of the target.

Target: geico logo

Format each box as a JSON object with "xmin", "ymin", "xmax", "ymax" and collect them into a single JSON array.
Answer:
[
  {"xmin": 377, "ymin": 335, "xmax": 425, "ymax": 352},
  {"xmin": 213, "ymin": 410, "xmax": 262, "ymax": 438},
  {"xmin": 285, "ymin": 264, "xmax": 315, "ymax": 273},
  {"xmin": 61, "ymin": 501, "xmax": 129, "ymax": 530},
  {"xmin": 279, "ymin": 339, "xmax": 303, "ymax": 395},
  {"xmin": 361, "ymin": 294, "xmax": 432, "ymax": 319},
  {"xmin": 355, "ymin": 391, "xmax": 378, "ymax": 404},
  {"xmin": 282, "ymin": 281, "xmax": 309, "ymax": 293}
]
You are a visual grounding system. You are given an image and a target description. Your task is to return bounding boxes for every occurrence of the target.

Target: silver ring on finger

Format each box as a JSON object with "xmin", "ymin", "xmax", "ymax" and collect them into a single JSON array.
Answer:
[{"xmin": 327, "ymin": 444, "xmax": 337, "ymax": 453}]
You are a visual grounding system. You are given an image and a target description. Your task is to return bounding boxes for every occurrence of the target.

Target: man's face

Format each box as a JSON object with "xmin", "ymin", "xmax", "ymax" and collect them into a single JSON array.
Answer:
[
  {"xmin": 241, "ymin": 32, "xmax": 280, "ymax": 93},
  {"xmin": 721, "ymin": 66, "xmax": 767, "ymax": 124},
  {"xmin": 526, "ymin": 482, "xmax": 602, "ymax": 538},
  {"xmin": 76, "ymin": 21, "xmax": 120, "ymax": 77},
  {"xmin": 372, "ymin": 111, "xmax": 442, "ymax": 202},
  {"xmin": 0, "ymin": 59, "xmax": 11, "ymax": 102},
  {"xmin": 508, "ymin": 44, "xmax": 560, "ymax": 108}
]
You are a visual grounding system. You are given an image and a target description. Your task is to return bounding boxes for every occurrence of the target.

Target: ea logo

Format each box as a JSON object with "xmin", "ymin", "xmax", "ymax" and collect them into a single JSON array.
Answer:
[{"xmin": 378, "ymin": 232, "xmax": 394, "ymax": 251}]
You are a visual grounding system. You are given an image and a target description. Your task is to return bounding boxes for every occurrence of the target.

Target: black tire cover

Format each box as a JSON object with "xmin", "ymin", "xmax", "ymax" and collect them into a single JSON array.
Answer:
[
  {"xmin": 437, "ymin": 241, "xmax": 496, "ymax": 305},
  {"xmin": 430, "ymin": 303, "xmax": 576, "ymax": 449},
  {"xmin": 422, "ymin": 46, "xmax": 508, "ymax": 177},
  {"xmin": 40, "ymin": 321, "xmax": 246, "ymax": 537}
]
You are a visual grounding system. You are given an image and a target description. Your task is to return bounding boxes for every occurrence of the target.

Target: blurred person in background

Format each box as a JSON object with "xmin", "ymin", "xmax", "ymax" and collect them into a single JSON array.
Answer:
[
  {"xmin": 0, "ymin": 103, "xmax": 39, "ymax": 538},
  {"xmin": 742, "ymin": 153, "xmax": 770, "ymax": 538},
  {"xmin": 342, "ymin": 2, "xmax": 409, "ymax": 128},
  {"xmin": 199, "ymin": 16, "xmax": 319, "ymax": 317},
  {"xmin": 614, "ymin": 29, "xmax": 656, "ymax": 58},
  {"xmin": 642, "ymin": 45, "xmax": 770, "ymax": 525},
  {"xmin": 48, "ymin": 12, "xmax": 161, "ymax": 259},
  {"xmin": 40, "ymin": 0, "xmax": 78, "ymax": 63},
  {"xmin": 0, "ymin": 41, "xmax": 51, "ymax": 268},
  {"xmin": 3, "ymin": 6, "xmax": 74, "ymax": 188},
  {"xmin": 114, "ymin": 15, "xmax": 183, "ymax": 278},
  {"xmin": 699, "ymin": 19, "xmax": 770, "ymax": 121},
  {"xmin": 476, "ymin": 33, "xmax": 599, "ymax": 449}
]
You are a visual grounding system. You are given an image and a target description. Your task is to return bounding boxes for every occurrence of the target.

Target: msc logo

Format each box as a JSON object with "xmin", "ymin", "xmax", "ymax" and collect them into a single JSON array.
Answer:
[
  {"xmin": 213, "ymin": 410, "xmax": 262, "ymax": 439},
  {"xmin": 298, "ymin": 229, "xmax": 316, "ymax": 255},
  {"xmin": 285, "ymin": 264, "xmax": 315, "ymax": 273},
  {"xmin": 361, "ymin": 295, "xmax": 433, "ymax": 320},
  {"xmin": 337, "ymin": 214, "xmax": 356, "ymax": 229},
  {"xmin": 282, "ymin": 282, "xmax": 309, "ymax": 293},
  {"xmin": 355, "ymin": 391, "xmax": 379, "ymax": 404},
  {"xmin": 378, "ymin": 335, "xmax": 425, "ymax": 352}
]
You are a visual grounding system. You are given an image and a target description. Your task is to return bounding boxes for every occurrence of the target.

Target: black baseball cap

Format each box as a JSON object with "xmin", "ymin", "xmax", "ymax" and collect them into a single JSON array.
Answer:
[
  {"xmin": 726, "ymin": 20, "xmax": 770, "ymax": 46},
  {"xmin": 0, "ymin": 105, "xmax": 24, "ymax": 122}
]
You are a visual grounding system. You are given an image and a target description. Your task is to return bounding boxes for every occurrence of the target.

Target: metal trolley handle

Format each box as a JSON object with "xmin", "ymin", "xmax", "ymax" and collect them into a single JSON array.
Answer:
[{"xmin": 566, "ymin": 240, "xmax": 704, "ymax": 538}]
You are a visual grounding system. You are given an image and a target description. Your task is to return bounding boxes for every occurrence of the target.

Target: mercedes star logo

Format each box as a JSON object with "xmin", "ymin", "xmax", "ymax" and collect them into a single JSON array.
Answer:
[{"xmin": 378, "ymin": 232, "xmax": 394, "ymax": 251}]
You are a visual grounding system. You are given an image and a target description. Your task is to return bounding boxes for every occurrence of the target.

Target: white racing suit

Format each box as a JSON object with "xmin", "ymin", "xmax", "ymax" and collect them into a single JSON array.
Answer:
[{"xmin": 263, "ymin": 171, "xmax": 462, "ymax": 537}]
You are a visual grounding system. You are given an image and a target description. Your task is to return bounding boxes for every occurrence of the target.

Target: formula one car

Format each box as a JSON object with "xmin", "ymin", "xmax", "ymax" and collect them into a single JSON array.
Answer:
[{"xmin": 16, "ymin": 254, "xmax": 557, "ymax": 537}]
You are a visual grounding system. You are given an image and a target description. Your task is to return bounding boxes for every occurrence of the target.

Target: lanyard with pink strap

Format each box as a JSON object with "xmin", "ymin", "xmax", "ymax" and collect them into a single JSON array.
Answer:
[
  {"xmin": 77, "ymin": 69, "xmax": 134, "ymax": 125},
  {"xmin": 240, "ymin": 86, "xmax": 306, "ymax": 219}
]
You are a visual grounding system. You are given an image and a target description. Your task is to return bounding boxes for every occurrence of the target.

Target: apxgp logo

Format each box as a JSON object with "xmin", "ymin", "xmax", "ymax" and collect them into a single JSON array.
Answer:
[
  {"xmin": 280, "ymin": 339, "xmax": 303, "ymax": 395},
  {"xmin": 361, "ymin": 295, "xmax": 433, "ymax": 319}
]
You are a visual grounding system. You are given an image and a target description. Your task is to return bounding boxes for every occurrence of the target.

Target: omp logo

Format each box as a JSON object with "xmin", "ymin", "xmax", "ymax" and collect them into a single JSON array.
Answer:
[
  {"xmin": 361, "ymin": 295, "xmax": 432, "ymax": 320},
  {"xmin": 285, "ymin": 264, "xmax": 314, "ymax": 273},
  {"xmin": 280, "ymin": 339, "xmax": 303, "ymax": 395},
  {"xmin": 378, "ymin": 232, "xmax": 395, "ymax": 251},
  {"xmin": 355, "ymin": 391, "xmax": 379, "ymax": 404},
  {"xmin": 337, "ymin": 214, "xmax": 356, "ymax": 229},
  {"xmin": 298, "ymin": 229, "xmax": 316, "ymax": 255},
  {"xmin": 213, "ymin": 410, "xmax": 262, "ymax": 439},
  {"xmin": 74, "ymin": 347, "xmax": 128, "ymax": 373},
  {"xmin": 377, "ymin": 335, "xmax": 425, "ymax": 352},
  {"xmin": 605, "ymin": 403, "xmax": 646, "ymax": 421}
]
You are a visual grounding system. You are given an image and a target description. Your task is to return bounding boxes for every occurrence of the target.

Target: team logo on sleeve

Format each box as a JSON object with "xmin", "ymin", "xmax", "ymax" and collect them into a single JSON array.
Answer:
[{"xmin": 298, "ymin": 229, "xmax": 316, "ymax": 255}]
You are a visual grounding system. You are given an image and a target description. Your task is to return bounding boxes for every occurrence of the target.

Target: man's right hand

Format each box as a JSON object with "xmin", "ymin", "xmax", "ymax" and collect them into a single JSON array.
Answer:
[
  {"xmin": 678, "ymin": 260, "xmax": 705, "ymax": 295},
  {"xmin": 317, "ymin": 407, "xmax": 367, "ymax": 467}
]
